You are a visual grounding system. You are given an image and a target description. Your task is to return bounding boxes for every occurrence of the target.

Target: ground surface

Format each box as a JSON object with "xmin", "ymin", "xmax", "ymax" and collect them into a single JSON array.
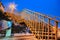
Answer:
[{"xmin": 0, "ymin": 33, "xmax": 38, "ymax": 40}]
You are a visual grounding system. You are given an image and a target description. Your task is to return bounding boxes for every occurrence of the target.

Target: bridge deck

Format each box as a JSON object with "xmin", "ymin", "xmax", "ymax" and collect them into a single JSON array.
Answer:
[{"xmin": 0, "ymin": 33, "xmax": 38, "ymax": 40}]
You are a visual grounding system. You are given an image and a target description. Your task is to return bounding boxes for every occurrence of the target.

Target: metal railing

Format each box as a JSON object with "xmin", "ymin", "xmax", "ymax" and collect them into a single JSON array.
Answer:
[{"xmin": 5, "ymin": 9, "xmax": 60, "ymax": 40}]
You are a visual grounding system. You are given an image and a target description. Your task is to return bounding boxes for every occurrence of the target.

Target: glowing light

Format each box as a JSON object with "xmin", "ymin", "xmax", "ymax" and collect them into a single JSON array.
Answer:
[{"xmin": 9, "ymin": 3, "xmax": 17, "ymax": 10}]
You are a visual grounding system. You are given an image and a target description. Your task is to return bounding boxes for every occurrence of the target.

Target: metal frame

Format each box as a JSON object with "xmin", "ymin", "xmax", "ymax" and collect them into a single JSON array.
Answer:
[{"xmin": 5, "ymin": 9, "xmax": 59, "ymax": 40}]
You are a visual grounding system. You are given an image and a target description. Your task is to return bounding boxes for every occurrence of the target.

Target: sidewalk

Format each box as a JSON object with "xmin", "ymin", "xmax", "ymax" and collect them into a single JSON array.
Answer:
[{"xmin": 0, "ymin": 33, "xmax": 38, "ymax": 40}]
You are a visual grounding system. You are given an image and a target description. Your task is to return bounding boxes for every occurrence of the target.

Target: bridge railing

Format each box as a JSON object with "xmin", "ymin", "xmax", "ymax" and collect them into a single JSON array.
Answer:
[
  {"xmin": 4, "ymin": 9, "xmax": 60, "ymax": 40},
  {"xmin": 19, "ymin": 9, "xmax": 59, "ymax": 40}
]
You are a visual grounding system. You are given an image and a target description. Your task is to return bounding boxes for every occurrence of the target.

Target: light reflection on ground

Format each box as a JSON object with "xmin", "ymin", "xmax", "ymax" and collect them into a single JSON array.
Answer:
[{"xmin": 0, "ymin": 33, "xmax": 34, "ymax": 40}]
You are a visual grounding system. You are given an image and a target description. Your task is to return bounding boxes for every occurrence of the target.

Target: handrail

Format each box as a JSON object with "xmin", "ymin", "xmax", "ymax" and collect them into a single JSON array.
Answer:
[{"xmin": 4, "ymin": 9, "xmax": 60, "ymax": 40}]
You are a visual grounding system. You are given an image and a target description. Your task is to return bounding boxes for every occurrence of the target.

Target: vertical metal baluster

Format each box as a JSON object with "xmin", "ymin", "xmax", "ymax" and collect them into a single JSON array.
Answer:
[
  {"xmin": 55, "ymin": 21, "xmax": 58, "ymax": 40},
  {"xmin": 39, "ymin": 15, "xmax": 41, "ymax": 40},
  {"xmin": 48, "ymin": 19, "xmax": 50, "ymax": 40},
  {"xmin": 42, "ymin": 16, "xmax": 45, "ymax": 40},
  {"xmin": 41, "ymin": 16, "xmax": 43, "ymax": 40}
]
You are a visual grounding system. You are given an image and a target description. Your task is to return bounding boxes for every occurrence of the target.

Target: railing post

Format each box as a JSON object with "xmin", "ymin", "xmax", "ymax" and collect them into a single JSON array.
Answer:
[
  {"xmin": 48, "ymin": 18, "xmax": 50, "ymax": 40},
  {"xmin": 55, "ymin": 21, "xmax": 58, "ymax": 40},
  {"xmin": 42, "ymin": 16, "xmax": 45, "ymax": 40}
]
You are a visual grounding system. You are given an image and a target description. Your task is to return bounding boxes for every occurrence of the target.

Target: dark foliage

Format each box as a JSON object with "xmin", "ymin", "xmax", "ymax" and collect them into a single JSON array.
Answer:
[{"xmin": 0, "ymin": 10, "xmax": 10, "ymax": 21}]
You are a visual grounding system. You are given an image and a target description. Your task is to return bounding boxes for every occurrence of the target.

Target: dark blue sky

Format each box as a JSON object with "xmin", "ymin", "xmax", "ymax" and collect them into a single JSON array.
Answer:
[
  {"xmin": 1, "ymin": 0, "xmax": 60, "ymax": 28},
  {"xmin": 1, "ymin": 0, "xmax": 60, "ymax": 17}
]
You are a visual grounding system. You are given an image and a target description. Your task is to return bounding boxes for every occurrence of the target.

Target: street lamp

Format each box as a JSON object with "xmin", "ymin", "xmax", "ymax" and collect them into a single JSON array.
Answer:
[{"xmin": 9, "ymin": 3, "xmax": 17, "ymax": 13}]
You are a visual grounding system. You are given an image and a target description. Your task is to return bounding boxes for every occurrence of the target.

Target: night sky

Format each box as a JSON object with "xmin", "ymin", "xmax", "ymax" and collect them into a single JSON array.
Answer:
[{"xmin": 1, "ymin": 0, "xmax": 60, "ymax": 27}]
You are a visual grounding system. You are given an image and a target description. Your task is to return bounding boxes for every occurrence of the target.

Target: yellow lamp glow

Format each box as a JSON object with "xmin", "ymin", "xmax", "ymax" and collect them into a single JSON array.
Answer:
[{"xmin": 9, "ymin": 3, "xmax": 17, "ymax": 10}]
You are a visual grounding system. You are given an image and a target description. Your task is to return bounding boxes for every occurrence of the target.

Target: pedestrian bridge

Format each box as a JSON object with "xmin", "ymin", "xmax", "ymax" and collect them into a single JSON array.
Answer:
[{"xmin": 4, "ymin": 9, "xmax": 60, "ymax": 40}]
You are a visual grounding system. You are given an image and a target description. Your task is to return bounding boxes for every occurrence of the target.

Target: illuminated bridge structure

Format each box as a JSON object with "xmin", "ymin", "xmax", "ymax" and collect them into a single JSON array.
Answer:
[{"xmin": 4, "ymin": 9, "xmax": 60, "ymax": 40}]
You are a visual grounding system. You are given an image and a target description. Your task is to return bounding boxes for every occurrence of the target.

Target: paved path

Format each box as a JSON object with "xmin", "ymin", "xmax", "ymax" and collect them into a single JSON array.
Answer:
[{"xmin": 0, "ymin": 33, "xmax": 38, "ymax": 40}]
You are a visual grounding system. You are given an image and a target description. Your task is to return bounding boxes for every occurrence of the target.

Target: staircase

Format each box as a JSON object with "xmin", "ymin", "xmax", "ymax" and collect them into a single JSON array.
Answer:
[{"xmin": 4, "ymin": 9, "xmax": 60, "ymax": 40}]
